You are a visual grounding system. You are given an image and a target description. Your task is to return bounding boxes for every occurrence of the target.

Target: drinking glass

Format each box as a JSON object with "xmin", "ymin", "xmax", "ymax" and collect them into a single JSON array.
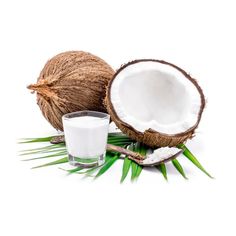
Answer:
[{"xmin": 62, "ymin": 111, "xmax": 110, "ymax": 167}]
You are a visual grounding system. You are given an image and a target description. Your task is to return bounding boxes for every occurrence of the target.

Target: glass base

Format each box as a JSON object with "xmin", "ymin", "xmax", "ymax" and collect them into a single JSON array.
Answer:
[{"xmin": 68, "ymin": 153, "xmax": 105, "ymax": 168}]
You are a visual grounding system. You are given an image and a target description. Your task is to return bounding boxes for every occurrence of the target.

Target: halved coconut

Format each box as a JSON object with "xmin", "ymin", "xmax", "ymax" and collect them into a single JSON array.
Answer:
[{"xmin": 105, "ymin": 60, "xmax": 205, "ymax": 147}]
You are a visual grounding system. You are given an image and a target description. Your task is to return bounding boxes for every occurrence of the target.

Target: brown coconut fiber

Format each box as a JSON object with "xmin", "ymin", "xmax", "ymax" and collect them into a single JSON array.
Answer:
[
  {"xmin": 28, "ymin": 51, "xmax": 114, "ymax": 131},
  {"xmin": 105, "ymin": 59, "xmax": 205, "ymax": 147}
]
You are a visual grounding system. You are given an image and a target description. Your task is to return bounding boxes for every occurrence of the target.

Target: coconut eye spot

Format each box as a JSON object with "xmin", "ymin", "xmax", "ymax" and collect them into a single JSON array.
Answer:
[{"xmin": 110, "ymin": 61, "xmax": 202, "ymax": 135}]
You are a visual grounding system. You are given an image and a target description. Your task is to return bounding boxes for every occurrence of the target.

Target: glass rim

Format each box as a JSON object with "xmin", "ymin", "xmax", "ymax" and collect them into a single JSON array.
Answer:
[{"xmin": 62, "ymin": 110, "xmax": 110, "ymax": 121}]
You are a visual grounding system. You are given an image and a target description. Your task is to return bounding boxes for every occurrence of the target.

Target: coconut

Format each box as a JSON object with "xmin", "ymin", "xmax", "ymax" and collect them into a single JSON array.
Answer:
[
  {"xmin": 105, "ymin": 59, "xmax": 205, "ymax": 147},
  {"xmin": 28, "ymin": 51, "xmax": 114, "ymax": 131}
]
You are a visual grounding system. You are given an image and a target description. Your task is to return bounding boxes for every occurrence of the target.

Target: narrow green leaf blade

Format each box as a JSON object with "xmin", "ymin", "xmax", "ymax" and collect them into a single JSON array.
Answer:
[
  {"xmin": 156, "ymin": 163, "xmax": 168, "ymax": 181},
  {"xmin": 108, "ymin": 136, "xmax": 131, "ymax": 141},
  {"xmin": 21, "ymin": 146, "xmax": 65, "ymax": 155},
  {"xmin": 20, "ymin": 143, "xmax": 64, "ymax": 152},
  {"xmin": 120, "ymin": 157, "xmax": 132, "ymax": 183},
  {"xmin": 135, "ymin": 165, "xmax": 143, "ymax": 179},
  {"xmin": 131, "ymin": 161, "xmax": 138, "ymax": 181},
  {"xmin": 172, "ymin": 159, "xmax": 188, "ymax": 179},
  {"xmin": 32, "ymin": 157, "xmax": 68, "ymax": 169},
  {"xmin": 108, "ymin": 133, "xmax": 129, "ymax": 138},
  {"xmin": 132, "ymin": 142, "xmax": 146, "ymax": 181},
  {"xmin": 178, "ymin": 144, "xmax": 213, "ymax": 178},
  {"xmin": 107, "ymin": 141, "xmax": 132, "ymax": 147},
  {"xmin": 23, "ymin": 151, "xmax": 67, "ymax": 161},
  {"xmin": 59, "ymin": 166, "xmax": 83, "ymax": 174},
  {"xmin": 20, "ymin": 147, "xmax": 66, "ymax": 156},
  {"xmin": 18, "ymin": 136, "xmax": 54, "ymax": 143},
  {"xmin": 95, "ymin": 155, "xmax": 119, "ymax": 178},
  {"xmin": 79, "ymin": 166, "xmax": 100, "ymax": 177},
  {"xmin": 130, "ymin": 142, "xmax": 146, "ymax": 181}
]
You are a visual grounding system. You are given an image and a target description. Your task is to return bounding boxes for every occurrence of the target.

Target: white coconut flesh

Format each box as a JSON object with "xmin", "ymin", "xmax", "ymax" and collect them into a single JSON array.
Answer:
[
  {"xmin": 142, "ymin": 147, "xmax": 182, "ymax": 165},
  {"xmin": 110, "ymin": 61, "xmax": 202, "ymax": 135}
]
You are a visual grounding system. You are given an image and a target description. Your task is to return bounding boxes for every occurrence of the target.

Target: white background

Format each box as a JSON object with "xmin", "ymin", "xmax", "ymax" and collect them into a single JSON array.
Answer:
[{"xmin": 0, "ymin": 0, "xmax": 235, "ymax": 235}]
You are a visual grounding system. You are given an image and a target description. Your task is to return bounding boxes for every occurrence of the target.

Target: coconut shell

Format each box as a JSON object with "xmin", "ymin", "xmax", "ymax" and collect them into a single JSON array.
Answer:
[
  {"xmin": 105, "ymin": 59, "xmax": 205, "ymax": 148},
  {"xmin": 28, "ymin": 51, "xmax": 114, "ymax": 131}
]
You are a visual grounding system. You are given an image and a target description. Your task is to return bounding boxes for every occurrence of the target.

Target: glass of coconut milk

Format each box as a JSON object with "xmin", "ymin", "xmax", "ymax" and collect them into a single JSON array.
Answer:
[{"xmin": 62, "ymin": 111, "xmax": 110, "ymax": 167}]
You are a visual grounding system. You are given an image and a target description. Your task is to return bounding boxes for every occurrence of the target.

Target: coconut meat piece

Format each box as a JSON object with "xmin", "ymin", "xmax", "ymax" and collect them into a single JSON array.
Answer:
[
  {"xmin": 110, "ymin": 61, "xmax": 202, "ymax": 135},
  {"xmin": 142, "ymin": 147, "xmax": 182, "ymax": 165}
]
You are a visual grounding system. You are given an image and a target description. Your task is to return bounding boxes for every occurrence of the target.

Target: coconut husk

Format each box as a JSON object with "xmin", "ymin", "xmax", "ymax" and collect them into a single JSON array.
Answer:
[
  {"xmin": 28, "ymin": 51, "xmax": 114, "ymax": 131},
  {"xmin": 105, "ymin": 59, "xmax": 205, "ymax": 147}
]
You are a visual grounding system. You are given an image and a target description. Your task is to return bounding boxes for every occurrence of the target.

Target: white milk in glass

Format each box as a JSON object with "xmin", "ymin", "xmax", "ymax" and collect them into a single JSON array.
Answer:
[{"xmin": 63, "ymin": 114, "xmax": 109, "ymax": 167}]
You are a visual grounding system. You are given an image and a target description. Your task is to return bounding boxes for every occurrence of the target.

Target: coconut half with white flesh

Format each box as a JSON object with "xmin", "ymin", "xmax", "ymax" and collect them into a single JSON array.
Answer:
[{"xmin": 105, "ymin": 60, "xmax": 205, "ymax": 147}]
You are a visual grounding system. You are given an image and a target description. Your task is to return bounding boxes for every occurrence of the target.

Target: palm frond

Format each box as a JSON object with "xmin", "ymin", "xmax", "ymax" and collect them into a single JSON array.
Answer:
[
  {"xmin": 131, "ymin": 161, "xmax": 139, "ymax": 181},
  {"xmin": 19, "ymin": 134, "xmax": 212, "ymax": 181},
  {"xmin": 95, "ymin": 154, "xmax": 119, "ymax": 178},
  {"xmin": 20, "ymin": 147, "xmax": 66, "ymax": 156},
  {"xmin": 156, "ymin": 163, "xmax": 168, "ymax": 181},
  {"xmin": 178, "ymin": 144, "xmax": 213, "ymax": 178},
  {"xmin": 59, "ymin": 166, "xmax": 83, "ymax": 174},
  {"xmin": 77, "ymin": 166, "xmax": 100, "ymax": 176},
  {"xmin": 32, "ymin": 157, "xmax": 68, "ymax": 169},
  {"xmin": 18, "ymin": 136, "xmax": 55, "ymax": 143},
  {"xmin": 19, "ymin": 143, "xmax": 64, "ymax": 153},
  {"xmin": 120, "ymin": 157, "xmax": 132, "ymax": 183},
  {"xmin": 23, "ymin": 151, "xmax": 67, "ymax": 161},
  {"xmin": 128, "ymin": 143, "xmax": 141, "ymax": 181},
  {"xmin": 135, "ymin": 165, "xmax": 143, "ymax": 180},
  {"xmin": 172, "ymin": 159, "xmax": 188, "ymax": 179},
  {"xmin": 130, "ymin": 142, "xmax": 148, "ymax": 181}
]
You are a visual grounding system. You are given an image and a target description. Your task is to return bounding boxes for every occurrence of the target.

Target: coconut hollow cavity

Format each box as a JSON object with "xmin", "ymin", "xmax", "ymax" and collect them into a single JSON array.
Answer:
[{"xmin": 105, "ymin": 60, "xmax": 205, "ymax": 147}]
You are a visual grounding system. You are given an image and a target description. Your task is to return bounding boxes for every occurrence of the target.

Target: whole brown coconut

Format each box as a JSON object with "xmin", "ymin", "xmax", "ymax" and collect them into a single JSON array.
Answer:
[
  {"xmin": 28, "ymin": 51, "xmax": 114, "ymax": 131},
  {"xmin": 105, "ymin": 59, "xmax": 205, "ymax": 147}
]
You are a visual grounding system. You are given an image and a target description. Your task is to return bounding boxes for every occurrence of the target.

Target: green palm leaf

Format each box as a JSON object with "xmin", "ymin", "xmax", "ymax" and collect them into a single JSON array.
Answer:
[
  {"xmin": 32, "ymin": 157, "xmax": 68, "ymax": 169},
  {"xmin": 131, "ymin": 142, "xmax": 147, "ymax": 181},
  {"xmin": 78, "ymin": 166, "xmax": 100, "ymax": 177},
  {"xmin": 120, "ymin": 157, "xmax": 132, "ymax": 183},
  {"xmin": 127, "ymin": 143, "xmax": 140, "ymax": 181},
  {"xmin": 135, "ymin": 165, "xmax": 143, "ymax": 179},
  {"xmin": 108, "ymin": 133, "xmax": 130, "ymax": 139},
  {"xmin": 59, "ymin": 165, "xmax": 101, "ymax": 177},
  {"xmin": 172, "ymin": 159, "xmax": 188, "ymax": 179},
  {"xmin": 95, "ymin": 154, "xmax": 119, "ymax": 178},
  {"xmin": 131, "ymin": 161, "xmax": 139, "ymax": 181},
  {"xmin": 156, "ymin": 163, "xmax": 168, "ymax": 181},
  {"xmin": 18, "ymin": 136, "xmax": 55, "ymax": 143},
  {"xmin": 178, "ymin": 144, "xmax": 213, "ymax": 178},
  {"xmin": 120, "ymin": 143, "xmax": 137, "ymax": 183},
  {"xmin": 59, "ymin": 166, "xmax": 83, "ymax": 174},
  {"xmin": 19, "ymin": 134, "xmax": 212, "ymax": 182},
  {"xmin": 20, "ymin": 143, "xmax": 64, "ymax": 153},
  {"xmin": 23, "ymin": 151, "xmax": 67, "ymax": 161},
  {"xmin": 20, "ymin": 147, "xmax": 66, "ymax": 156},
  {"xmin": 108, "ymin": 142, "xmax": 132, "ymax": 147}
]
